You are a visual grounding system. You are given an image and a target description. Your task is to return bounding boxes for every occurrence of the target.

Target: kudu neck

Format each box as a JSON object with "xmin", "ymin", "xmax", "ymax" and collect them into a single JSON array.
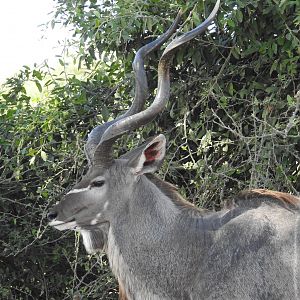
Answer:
[
  {"xmin": 106, "ymin": 175, "xmax": 220, "ymax": 300},
  {"xmin": 110, "ymin": 174, "xmax": 180, "ymax": 231},
  {"xmin": 131, "ymin": 175, "xmax": 180, "ymax": 223}
]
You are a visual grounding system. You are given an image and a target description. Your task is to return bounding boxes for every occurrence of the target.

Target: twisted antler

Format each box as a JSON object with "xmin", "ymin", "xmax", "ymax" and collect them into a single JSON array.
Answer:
[
  {"xmin": 89, "ymin": 0, "xmax": 220, "ymax": 166},
  {"xmin": 85, "ymin": 10, "xmax": 182, "ymax": 166}
]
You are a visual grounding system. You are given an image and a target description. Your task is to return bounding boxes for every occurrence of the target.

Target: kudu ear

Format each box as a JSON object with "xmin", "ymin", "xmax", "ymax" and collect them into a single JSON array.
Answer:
[{"xmin": 128, "ymin": 134, "xmax": 166, "ymax": 175}]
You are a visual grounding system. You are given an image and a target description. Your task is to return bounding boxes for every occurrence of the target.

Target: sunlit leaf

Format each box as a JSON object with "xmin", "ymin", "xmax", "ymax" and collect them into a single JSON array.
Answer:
[{"xmin": 40, "ymin": 150, "xmax": 47, "ymax": 161}]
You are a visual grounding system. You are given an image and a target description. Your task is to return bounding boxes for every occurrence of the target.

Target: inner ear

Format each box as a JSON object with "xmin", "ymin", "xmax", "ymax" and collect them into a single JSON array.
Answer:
[
  {"xmin": 128, "ymin": 134, "xmax": 166, "ymax": 175},
  {"xmin": 144, "ymin": 142, "xmax": 160, "ymax": 164}
]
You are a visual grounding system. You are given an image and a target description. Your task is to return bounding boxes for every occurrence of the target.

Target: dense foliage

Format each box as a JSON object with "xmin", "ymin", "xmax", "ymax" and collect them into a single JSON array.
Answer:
[{"xmin": 1, "ymin": 0, "xmax": 299, "ymax": 298}]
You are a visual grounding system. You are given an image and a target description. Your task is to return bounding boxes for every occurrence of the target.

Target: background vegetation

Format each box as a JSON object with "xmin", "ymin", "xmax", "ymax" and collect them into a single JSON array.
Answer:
[{"xmin": 1, "ymin": 0, "xmax": 299, "ymax": 299}]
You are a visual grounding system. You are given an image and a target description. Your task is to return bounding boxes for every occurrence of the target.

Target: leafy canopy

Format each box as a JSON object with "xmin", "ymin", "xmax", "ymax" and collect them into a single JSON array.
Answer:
[{"xmin": 1, "ymin": 0, "xmax": 299, "ymax": 298}]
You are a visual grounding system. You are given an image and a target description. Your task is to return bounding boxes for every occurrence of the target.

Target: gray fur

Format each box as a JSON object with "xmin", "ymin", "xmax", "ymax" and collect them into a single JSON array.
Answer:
[{"xmin": 49, "ymin": 135, "xmax": 300, "ymax": 300}]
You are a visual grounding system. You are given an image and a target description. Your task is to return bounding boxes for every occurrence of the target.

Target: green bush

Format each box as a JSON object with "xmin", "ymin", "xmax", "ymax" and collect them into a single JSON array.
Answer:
[{"xmin": 1, "ymin": 0, "xmax": 299, "ymax": 298}]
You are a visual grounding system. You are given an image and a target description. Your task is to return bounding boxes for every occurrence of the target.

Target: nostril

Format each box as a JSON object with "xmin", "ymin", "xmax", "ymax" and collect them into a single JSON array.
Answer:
[{"xmin": 47, "ymin": 211, "xmax": 58, "ymax": 221}]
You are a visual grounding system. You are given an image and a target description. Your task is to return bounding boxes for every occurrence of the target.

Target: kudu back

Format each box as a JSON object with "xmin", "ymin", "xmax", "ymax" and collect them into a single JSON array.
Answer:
[{"xmin": 48, "ymin": 1, "xmax": 300, "ymax": 299}]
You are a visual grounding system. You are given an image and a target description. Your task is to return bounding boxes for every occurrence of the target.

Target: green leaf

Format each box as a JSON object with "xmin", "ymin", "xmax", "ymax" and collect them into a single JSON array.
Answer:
[
  {"xmin": 220, "ymin": 96, "xmax": 228, "ymax": 108},
  {"xmin": 277, "ymin": 36, "xmax": 285, "ymax": 46},
  {"xmin": 40, "ymin": 151, "xmax": 47, "ymax": 161},
  {"xmin": 227, "ymin": 19, "xmax": 235, "ymax": 28},
  {"xmin": 147, "ymin": 18, "xmax": 153, "ymax": 32},
  {"xmin": 270, "ymin": 60, "xmax": 278, "ymax": 75},
  {"xmin": 228, "ymin": 83, "xmax": 234, "ymax": 96},
  {"xmin": 33, "ymin": 70, "xmax": 43, "ymax": 80},
  {"xmin": 232, "ymin": 46, "xmax": 240, "ymax": 59},
  {"xmin": 236, "ymin": 10, "xmax": 243, "ymax": 23},
  {"xmin": 93, "ymin": 10, "xmax": 100, "ymax": 18},
  {"xmin": 29, "ymin": 156, "xmax": 35, "ymax": 166},
  {"xmin": 192, "ymin": 11, "xmax": 201, "ymax": 24},
  {"xmin": 176, "ymin": 49, "xmax": 184, "ymax": 65},
  {"xmin": 35, "ymin": 80, "xmax": 42, "ymax": 93},
  {"xmin": 287, "ymin": 95, "xmax": 294, "ymax": 106},
  {"xmin": 101, "ymin": 105, "xmax": 110, "ymax": 122}
]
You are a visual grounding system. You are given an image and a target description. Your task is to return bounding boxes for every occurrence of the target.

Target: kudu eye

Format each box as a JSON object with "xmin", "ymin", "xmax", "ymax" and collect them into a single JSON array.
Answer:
[
  {"xmin": 90, "ymin": 180, "xmax": 105, "ymax": 188},
  {"xmin": 47, "ymin": 210, "xmax": 58, "ymax": 221}
]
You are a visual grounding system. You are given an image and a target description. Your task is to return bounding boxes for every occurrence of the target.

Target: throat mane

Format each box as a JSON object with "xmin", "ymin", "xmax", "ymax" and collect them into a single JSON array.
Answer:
[{"xmin": 107, "ymin": 229, "xmax": 163, "ymax": 300}]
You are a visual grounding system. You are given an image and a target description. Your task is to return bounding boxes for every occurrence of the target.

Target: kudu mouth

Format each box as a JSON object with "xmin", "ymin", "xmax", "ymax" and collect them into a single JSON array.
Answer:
[
  {"xmin": 49, "ymin": 219, "xmax": 77, "ymax": 231},
  {"xmin": 48, "ymin": 206, "xmax": 109, "ymax": 231},
  {"xmin": 48, "ymin": 206, "xmax": 85, "ymax": 231},
  {"xmin": 49, "ymin": 218, "xmax": 109, "ymax": 231}
]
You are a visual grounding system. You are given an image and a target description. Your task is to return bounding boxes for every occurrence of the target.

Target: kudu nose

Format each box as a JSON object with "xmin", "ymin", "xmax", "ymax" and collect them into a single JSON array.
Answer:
[{"xmin": 47, "ymin": 210, "xmax": 58, "ymax": 221}]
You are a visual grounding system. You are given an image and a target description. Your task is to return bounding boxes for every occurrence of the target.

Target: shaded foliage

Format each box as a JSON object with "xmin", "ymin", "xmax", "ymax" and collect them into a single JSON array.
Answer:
[{"xmin": 1, "ymin": 0, "xmax": 300, "ymax": 298}]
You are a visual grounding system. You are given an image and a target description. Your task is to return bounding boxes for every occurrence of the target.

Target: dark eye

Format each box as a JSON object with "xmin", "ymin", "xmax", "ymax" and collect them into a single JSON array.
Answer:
[{"xmin": 90, "ymin": 180, "xmax": 105, "ymax": 188}]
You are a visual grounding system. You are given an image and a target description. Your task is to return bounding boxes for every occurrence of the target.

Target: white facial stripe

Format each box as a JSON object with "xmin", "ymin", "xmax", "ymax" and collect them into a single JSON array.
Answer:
[
  {"xmin": 67, "ymin": 176, "xmax": 106, "ymax": 195},
  {"xmin": 93, "ymin": 176, "xmax": 105, "ymax": 181},
  {"xmin": 67, "ymin": 187, "xmax": 90, "ymax": 195}
]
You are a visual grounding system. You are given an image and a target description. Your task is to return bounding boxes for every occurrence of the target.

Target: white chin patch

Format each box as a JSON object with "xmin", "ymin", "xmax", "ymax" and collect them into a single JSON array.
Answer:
[{"xmin": 49, "ymin": 220, "xmax": 77, "ymax": 231}]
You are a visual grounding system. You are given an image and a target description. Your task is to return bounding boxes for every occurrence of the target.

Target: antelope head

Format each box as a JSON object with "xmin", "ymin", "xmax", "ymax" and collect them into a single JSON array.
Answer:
[{"xmin": 48, "ymin": 1, "xmax": 220, "ymax": 253}]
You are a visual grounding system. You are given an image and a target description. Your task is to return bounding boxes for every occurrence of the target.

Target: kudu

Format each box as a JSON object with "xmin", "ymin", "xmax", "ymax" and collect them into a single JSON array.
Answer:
[{"xmin": 48, "ymin": 1, "xmax": 300, "ymax": 299}]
